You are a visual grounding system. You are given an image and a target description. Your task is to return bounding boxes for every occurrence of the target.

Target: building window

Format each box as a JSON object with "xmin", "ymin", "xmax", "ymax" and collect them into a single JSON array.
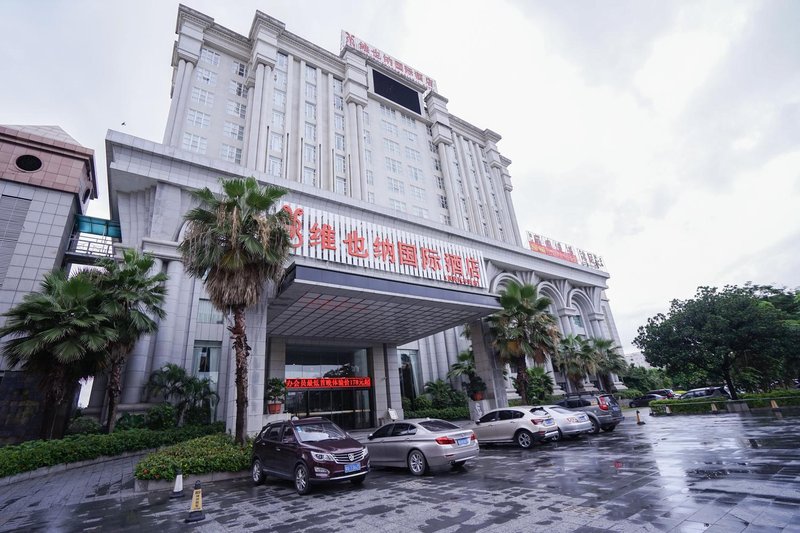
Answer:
[
  {"xmin": 334, "ymin": 114, "xmax": 345, "ymax": 131},
  {"xmin": 220, "ymin": 144, "xmax": 242, "ymax": 164},
  {"xmin": 182, "ymin": 133, "xmax": 207, "ymax": 154},
  {"xmin": 305, "ymin": 102, "xmax": 316, "ymax": 119},
  {"xmin": 196, "ymin": 67, "xmax": 217, "ymax": 86},
  {"xmin": 270, "ymin": 132, "xmax": 283, "ymax": 152},
  {"xmin": 232, "ymin": 60, "xmax": 247, "ymax": 77},
  {"xmin": 365, "ymin": 150, "xmax": 372, "ymax": 164},
  {"xmin": 223, "ymin": 122, "xmax": 244, "ymax": 141},
  {"xmin": 405, "ymin": 130, "xmax": 418, "ymax": 143},
  {"xmin": 440, "ymin": 213, "xmax": 451, "ymax": 225},
  {"xmin": 412, "ymin": 206, "xmax": 428, "ymax": 219},
  {"xmin": 226, "ymin": 101, "xmax": 247, "ymax": 119},
  {"xmin": 436, "ymin": 176, "xmax": 445, "ymax": 190},
  {"xmin": 200, "ymin": 48, "xmax": 220, "ymax": 66},
  {"xmin": 438, "ymin": 195, "xmax": 448, "ymax": 209},
  {"xmin": 384, "ymin": 157, "xmax": 402, "ymax": 173},
  {"xmin": 405, "ymin": 147, "xmax": 421, "ymax": 162},
  {"xmin": 335, "ymin": 154, "xmax": 346, "ymax": 174},
  {"xmin": 362, "ymin": 110, "xmax": 370, "ymax": 125},
  {"xmin": 335, "ymin": 177, "xmax": 348, "ymax": 194},
  {"xmin": 380, "ymin": 102, "xmax": 396, "ymax": 118},
  {"xmin": 191, "ymin": 87, "xmax": 214, "ymax": 106},
  {"xmin": 427, "ymin": 125, "xmax": 434, "ymax": 137},
  {"xmin": 401, "ymin": 114, "xmax": 416, "ymax": 128},
  {"xmin": 303, "ymin": 167, "xmax": 316, "ymax": 186},
  {"xmin": 187, "ymin": 109, "xmax": 211, "ymax": 128},
  {"xmin": 572, "ymin": 315, "xmax": 585, "ymax": 328},
  {"xmin": 273, "ymin": 90, "xmax": 286, "ymax": 110},
  {"xmin": 334, "ymin": 95, "xmax": 344, "ymax": 111},
  {"xmin": 381, "ymin": 119, "xmax": 398, "ymax": 136},
  {"xmin": 305, "ymin": 64, "xmax": 317, "ymax": 81},
  {"xmin": 272, "ymin": 110, "xmax": 285, "ymax": 129},
  {"xmin": 387, "ymin": 177, "xmax": 404, "ymax": 193},
  {"xmin": 366, "ymin": 169, "xmax": 374, "ymax": 184},
  {"xmin": 303, "ymin": 143, "xmax": 316, "ymax": 164},
  {"xmin": 268, "ymin": 156, "xmax": 283, "ymax": 177},
  {"xmin": 275, "ymin": 70, "xmax": 287, "ymax": 89},
  {"xmin": 408, "ymin": 166, "xmax": 423, "ymax": 181},
  {"xmin": 389, "ymin": 198, "xmax": 406, "ymax": 212},
  {"xmin": 193, "ymin": 341, "xmax": 221, "ymax": 389},
  {"xmin": 335, "ymin": 133, "xmax": 345, "ymax": 151},
  {"xmin": 429, "ymin": 140, "xmax": 437, "ymax": 153},
  {"xmin": 276, "ymin": 52, "xmax": 288, "ymax": 71},
  {"xmin": 305, "ymin": 82, "xmax": 316, "ymax": 100},
  {"xmin": 410, "ymin": 185, "xmax": 424, "ymax": 199},
  {"xmin": 383, "ymin": 139, "xmax": 400, "ymax": 156},
  {"xmin": 229, "ymin": 81, "xmax": 248, "ymax": 98},
  {"xmin": 333, "ymin": 78, "xmax": 343, "ymax": 94},
  {"xmin": 367, "ymin": 192, "xmax": 375, "ymax": 203},
  {"xmin": 433, "ymin": 158, "xmax": 442, "ymax": 171},
  {"xmin": 363, "ymin": 130, "xmax": 371, "ymax": 146},
  {"xmin": 197, "ymin": 299, "xmax": 223, "ymax": 324}
]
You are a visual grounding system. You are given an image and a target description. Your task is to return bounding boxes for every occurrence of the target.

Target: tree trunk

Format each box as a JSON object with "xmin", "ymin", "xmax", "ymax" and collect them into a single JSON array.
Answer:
[
  {"xmin": 230, "ymin": 305, "xmax": 249, "ymax": 445},
  {"xmin": 105, "ymin": 348, "xmax": 125, "ymax": 433},
  {"xmin": 516, "ymin": 357, "xmax": 529, "ymax": 405},
  {"xmin": 722, "ymin": 363, "xmax": 738, "ymax": 401}
]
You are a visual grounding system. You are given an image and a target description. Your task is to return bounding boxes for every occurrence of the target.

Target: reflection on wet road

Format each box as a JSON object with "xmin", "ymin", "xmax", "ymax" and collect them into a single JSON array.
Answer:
[{"xmin": 1, "ymin": 409, "xmax": 799, "ymax": 532}]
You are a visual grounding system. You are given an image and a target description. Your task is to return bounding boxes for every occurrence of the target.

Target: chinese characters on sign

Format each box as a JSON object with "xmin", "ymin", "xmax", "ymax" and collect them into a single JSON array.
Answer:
[
  {"xmin": 525, "ymin": 231, "xmax": 606, "ymax": 271},
  {"xmin": 285, "ymin": 377, "xmax": 372, "ymax": 389},
  {"xmin": 282, "ymin": 203, "xmax": 487, "ymax": 288},
  {"xmin": 340, "ymin": 31, "xmax": 438, "ymax": 93}
]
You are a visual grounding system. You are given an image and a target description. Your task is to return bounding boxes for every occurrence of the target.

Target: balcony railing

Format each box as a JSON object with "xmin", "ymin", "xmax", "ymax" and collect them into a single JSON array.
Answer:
[{"xmin": 64, "ymin": 215, "xmax": 121, "ymax": 265}]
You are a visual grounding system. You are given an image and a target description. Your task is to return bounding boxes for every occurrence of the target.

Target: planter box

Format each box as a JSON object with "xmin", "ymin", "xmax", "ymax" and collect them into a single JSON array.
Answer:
[{"xmin": 134, "ymin": 469, "xmax": 248, "ymax": 492}]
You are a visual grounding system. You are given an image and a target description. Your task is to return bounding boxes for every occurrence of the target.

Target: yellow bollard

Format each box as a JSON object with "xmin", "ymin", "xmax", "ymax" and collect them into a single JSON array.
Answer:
[
  {"xmin": 635, "ymin": 410, "xmax": 646, "ymax": 425},
  {"xmin": 770, "ymin": 400, "xmax": 779, "ymax": 410},
  {"xmin": 185, "ymin": 480, "xmax": 206, "ymax": 523},
  {"xmin": 711, "ymin": 403, "xmax": 719, "ymax": 414}
]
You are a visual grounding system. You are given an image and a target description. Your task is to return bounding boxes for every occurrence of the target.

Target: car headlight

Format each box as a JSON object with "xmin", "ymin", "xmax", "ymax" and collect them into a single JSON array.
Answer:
[
  {"xmin": 363, "ymin": 447, "xmax": 369, "ymax": 456},
  {"xmin": 311, "ymin": 452, "xmax": 335, "ymax": 462}
]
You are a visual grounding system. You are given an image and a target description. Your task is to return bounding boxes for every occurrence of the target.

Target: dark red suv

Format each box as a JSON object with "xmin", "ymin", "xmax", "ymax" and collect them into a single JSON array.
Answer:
[{"xmin": 251, "ymin": 417, "xmax": 369, "ymax": 495}]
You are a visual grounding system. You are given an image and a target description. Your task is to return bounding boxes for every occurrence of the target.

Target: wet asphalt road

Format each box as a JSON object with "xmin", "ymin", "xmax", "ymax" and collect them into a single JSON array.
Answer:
[{"xmin": 1, "ymin": 409, "xmax": 799, "ymax": 532}]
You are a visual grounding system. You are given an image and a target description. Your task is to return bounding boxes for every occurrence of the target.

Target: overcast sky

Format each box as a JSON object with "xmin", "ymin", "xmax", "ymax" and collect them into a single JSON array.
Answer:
[{"xmin": 2, "ymin": 0, "xmax": 798, "ymax": 352}]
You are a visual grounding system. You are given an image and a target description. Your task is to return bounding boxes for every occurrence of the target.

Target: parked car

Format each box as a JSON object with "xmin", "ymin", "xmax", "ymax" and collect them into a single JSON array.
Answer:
[
  {"xmin": 679, "ymin": 387, "xmax": 730, "ymax": 400},
  {"xmin": 628, "ymin": 393, "xmax": 665, "ymax": 408},
  {"xmin": 555, "ymin": 393, "xmax": 624, "ymax": 433},
  {"xmin": 646, "ymin": 389, "xmax": 676, "ymax": 399},
  {"xmin": 365, "ymin": 418, "xmax": 478, "ymax": 476},
  {"xmin": 538, "ymin": 405, "xmax": 593, "ymax": 439},
  {"xmin": 471, "ymin": 406, "xmax": 559, "ymax": 448},
  {"xmin": 251, "ymin": 417, "xmax": 369, "ymax": 495}
]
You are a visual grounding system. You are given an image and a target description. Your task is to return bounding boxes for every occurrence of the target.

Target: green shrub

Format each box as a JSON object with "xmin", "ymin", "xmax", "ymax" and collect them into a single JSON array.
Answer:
[
  {"xmin": 115, "ymin": 413, "xmax": 147, "ymax": 431},
  {"xmin": 404, "ymin": 407, "xmax": 470, "ymax": 420},
  {"xmin": 146, "ymin": 403, "xmax": 178, "ymax": 430},
  {"xmin": 741, "ymin": 389, "xmax": 800, "ymax": 408},
  {"xmin": 65, "ymin": 416, "xmax": 102, "ymax": 436},
  {"xmin": 617, "ymin": 389, "xmax": 642, "ymax": 400},
  {"xmin": 412, "ymin": 396, "xmax": 432, "ymax": 410},
  {"xmin": 401, "ymin": 397, "xmax": 412, "ymax": 412},
  {"xmin": 0, "ymin": 423, "xmax": 224, "ymax": 478},
  {"xmin": 134, "ymin": 434, "xmax": 252, "ymax": 480},
  {"xmin": 650, "ymin": 389, "xmax": 800, "ymax": 415},
  {"xmin": 185, "ymin": 405, "xmax": 211, "ymax": 426}
]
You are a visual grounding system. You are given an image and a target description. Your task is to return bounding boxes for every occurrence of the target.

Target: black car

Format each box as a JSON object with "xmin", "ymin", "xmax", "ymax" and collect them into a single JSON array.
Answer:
[
  {"xmin": 629, "ymin": 393, "xmax": 665, "ymax": 408},
  {"xmin": 251, "ymin": 417, "xmax": 369, "ymax": 495},
  {"xmin": 555, "ymin": 393, "xmax": 624, "ymax": 433}
]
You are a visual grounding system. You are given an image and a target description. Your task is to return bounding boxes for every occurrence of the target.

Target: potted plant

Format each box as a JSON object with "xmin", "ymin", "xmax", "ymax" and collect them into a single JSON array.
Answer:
[
  {"xmin": 266, "ymin": 377, "xmax": 287, "ymax": 414},
  {"xmin": 467, "ymin": 375, "xmax": 487, "ymax": 401}
]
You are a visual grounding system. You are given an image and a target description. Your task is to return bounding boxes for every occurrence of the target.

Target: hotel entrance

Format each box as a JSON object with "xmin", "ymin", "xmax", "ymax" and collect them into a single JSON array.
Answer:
[{"xmin": 282, "ymin": 345, "xmax": 373, "ymax": 429}]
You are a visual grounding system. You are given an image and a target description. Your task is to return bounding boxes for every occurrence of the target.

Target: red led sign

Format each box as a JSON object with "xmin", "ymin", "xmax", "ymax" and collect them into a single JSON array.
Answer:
[{"xmin": 285, "ymin": 377, "xmax": 372, "ymax": 389}]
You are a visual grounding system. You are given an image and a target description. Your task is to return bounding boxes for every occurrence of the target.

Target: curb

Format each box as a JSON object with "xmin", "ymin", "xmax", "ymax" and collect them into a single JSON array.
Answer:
[
  {"xmin": 134, "ymin": 470, "xmax": 249, "ymax": 492},
  {"xmin": 0, "ymin": 449, "xmax": 154, "ymax": 487}
]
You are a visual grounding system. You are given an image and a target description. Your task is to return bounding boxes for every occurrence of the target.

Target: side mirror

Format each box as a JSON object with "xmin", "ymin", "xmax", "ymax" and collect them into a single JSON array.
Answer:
[
  {"xmin": 367, "ymin": 433, "xmax": 374, "ymax": 440},
  {"xmin": 474, "ymin": 420, "xmax": 481, "ymax": 425}
]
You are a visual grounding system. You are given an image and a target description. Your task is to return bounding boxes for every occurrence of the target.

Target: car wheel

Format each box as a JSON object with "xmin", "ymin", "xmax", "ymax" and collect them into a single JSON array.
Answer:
[
  {"xmin": 350, "ymin": 474, "xmax": 366, "ymax": 486},
  {"xmin": 629, "ymin": 402, "xmax": 635, "ymax": 408},
  {"xmin": 551, "ymin": 429, "xmax": 563, "ymax": 442},
  {"xmin": 294, "ymin": 463, "xmax": 311, "ymax": 495},
  {"xmin": 602, "ymin": 424, "xmax": 616, "ymax": 433},
  {"xmin": 408, "ymin": 449, "xmax": 427, "ymax": 476},
  {"xmin": 515, "ymin": 430, "xmax": 534, "ymax": 449},
  {"xmin": 589, "ymin": 417, "xmax": 601, "ymax": 434},
  {"xmin": 251, "ymin": 458, "xmax": 265, "ymax": 485}
]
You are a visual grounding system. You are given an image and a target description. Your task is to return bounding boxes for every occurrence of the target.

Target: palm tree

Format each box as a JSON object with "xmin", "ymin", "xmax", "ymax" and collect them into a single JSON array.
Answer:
[
  {"xmin": 553, "ymin": 334, "xmax": 593, "ymax": 393},
  {"xmin": 447, "ymin": 349, "xmax": 477, "ymax": 380},
  {"xmin": 523, "ymin": 366, "xmax": 554, "ymax": 402},
  {"xmin": 147, "ymin": 363, "xmax": 189, "ymax": 403},
  {"xmin": 179, "ymin": 176, "xmax": 291, "ymax": 444},
  {"xmin": 181, "ymin": 376, "xmax": 219, "ymax": 425},
  {"xmin": 0, "ymin": 270, "xmax": 117, "ymax": 439},
  {"xmin": 93, "ymin": 249, "xmax": 167, "ymax": 433},
  {"xmin": 591, "ymin": 338, "xmax": 626, "ymax": 392},
  {"xmin": 488, "ymin": 281, "xmax": 559, "ymax": 405}
]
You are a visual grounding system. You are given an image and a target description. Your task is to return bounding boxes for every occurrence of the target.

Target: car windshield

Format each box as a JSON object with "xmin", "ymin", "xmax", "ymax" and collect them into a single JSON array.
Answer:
[
  {"xmin": 419, "ymin": 420, "xmax": 459, "ymax": 432},
  {"xmin": 294, "ymin": 422, "xmax": 346, "ymax": 442},
  {"xmin": 529, "ymin": 408, "xmax": 548, "ymax": 416}
]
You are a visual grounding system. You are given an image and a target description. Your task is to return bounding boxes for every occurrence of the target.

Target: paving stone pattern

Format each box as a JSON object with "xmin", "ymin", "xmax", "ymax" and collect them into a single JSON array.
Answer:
[{"xmin": 1, "ymin": 410, "xmax": 799, "ymax": 532}]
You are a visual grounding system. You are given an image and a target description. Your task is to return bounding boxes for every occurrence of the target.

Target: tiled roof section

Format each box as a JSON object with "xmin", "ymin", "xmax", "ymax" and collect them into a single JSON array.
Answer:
[{"xmin": 0, "ymin": 125, "xmax": 93, "ymax": 156}]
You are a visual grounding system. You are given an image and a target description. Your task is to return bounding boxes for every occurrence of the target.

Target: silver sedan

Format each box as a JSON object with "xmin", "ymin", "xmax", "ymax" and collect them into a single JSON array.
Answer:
[
  {"xmin": 365, "ymin": 419, "xmax": 479, "ymax": 476},
  {"xmin": 539, "ymin": 405, "xmax": 593, "ymax": 439}
]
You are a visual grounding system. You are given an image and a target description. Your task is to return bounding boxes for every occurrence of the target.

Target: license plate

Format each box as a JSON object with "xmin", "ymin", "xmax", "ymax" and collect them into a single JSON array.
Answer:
[
  {"xmin": 578, "ymin": 416, "xmax": 587, "ymax": 421},
  {"xmin": 344, "ymin": 463, "xmax": 361, "ymax": 473},
  {"xmin": 612, "ymin": 407, "xmax": 620, "ymax": 412},
  {"xmin": 457, "ymin": 437, "xmax": 469, "ymax": 446}
]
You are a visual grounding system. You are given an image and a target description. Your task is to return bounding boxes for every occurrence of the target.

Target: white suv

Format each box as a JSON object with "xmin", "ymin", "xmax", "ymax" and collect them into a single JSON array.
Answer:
[{"xmin": 471, "ymin": 406, "xmax": 559, "ymax": 449}]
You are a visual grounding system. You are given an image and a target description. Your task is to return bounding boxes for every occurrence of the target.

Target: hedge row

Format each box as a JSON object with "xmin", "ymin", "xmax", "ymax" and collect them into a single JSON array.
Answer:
[
  {"xmin": 404, "ymin": 407, "xmax": 470, "ymax": 420},
  {"xmin": 650, "ymin": 389, "xmax": 800, "ymax": 415},
  {"xmin": 0, "ymin": 422, "xmax": 224, "ymax": 478},
  {"xmin": 135, "ymin": 434, "xmax": 251, "ymax": 481}
]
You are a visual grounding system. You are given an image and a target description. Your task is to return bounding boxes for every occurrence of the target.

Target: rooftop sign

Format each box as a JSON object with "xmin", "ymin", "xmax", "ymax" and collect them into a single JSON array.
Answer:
[
  {"xmin": 282, "ymin": 203, "xmax": 486, "ymax": 288},
  {"xmin": 526, "ymin": 231, "xmax": 606, "ymax": 272},
  {"xmin": 340, "ymin": 31, "xmax": 438, "ymax": 92}
]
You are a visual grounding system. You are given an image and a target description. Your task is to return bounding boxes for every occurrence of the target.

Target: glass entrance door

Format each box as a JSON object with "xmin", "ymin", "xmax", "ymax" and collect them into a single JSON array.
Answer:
[{"xmin": 286, "ymin": 389, "xmax": 371, "ymax": 429}]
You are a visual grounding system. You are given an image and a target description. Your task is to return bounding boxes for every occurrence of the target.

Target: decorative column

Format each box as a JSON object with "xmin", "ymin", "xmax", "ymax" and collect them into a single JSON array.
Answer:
[
  {"xmin": 346, "ymin": 101, "xmax": 362, "ymax": 199},
  {"xmin": 163, "ymin": 58, "xmax": 188, "ymax": 144},
  {"xmin": 355, "ymin": 103, "xmax": 367, "ymax": 199},
  {"xmin": 169, "ymin": 61, "xmax": 195, "ymax": 147},
  {"xmin": 255, "ymin": 63, "xmax": 274, "ymax": 173},
  {"xmin": 152, "ymin": 260, "xmax": 185, "ymax": 370},
  {"xmin": 436, "ymin": 142, "xmax": 461, "ymax": 228},
  {"xmin": 247, "ymin": 63, "xmax": 266, "ymax": 170},
  {"xmin": 470, "ymin": 319, "xmax": 507, "ymax": 410},
  {"xmin": 501, "ymin": 170, "xmax": 523, "ymax": 246},
  {"xmin": 455, "ymin": 135, "xmax": 480, "ymax": 231},
  {"xmin": 242, "ymin": 80, "xmax": 256, "ymax": 168},
  {"xmin": 470, "ymin": 140, "xmax": 498, "ymax": 240}
]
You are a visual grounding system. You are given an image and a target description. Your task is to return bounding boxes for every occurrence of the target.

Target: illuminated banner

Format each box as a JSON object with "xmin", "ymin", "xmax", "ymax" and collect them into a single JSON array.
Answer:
[
  {"xmin": 341, "ymin": 31, "xmax": 438, "ymax": 92},
  {"xmin": 282, "ymin": 203, "xmax": 488, "ymax": 288},
  {"xmin": 286, "ymin": 377, "xmax": 372, "ymax": 389},
  {"xmin": 526, "ymin": 231, "xmax": 606, "ymax": 271}
]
